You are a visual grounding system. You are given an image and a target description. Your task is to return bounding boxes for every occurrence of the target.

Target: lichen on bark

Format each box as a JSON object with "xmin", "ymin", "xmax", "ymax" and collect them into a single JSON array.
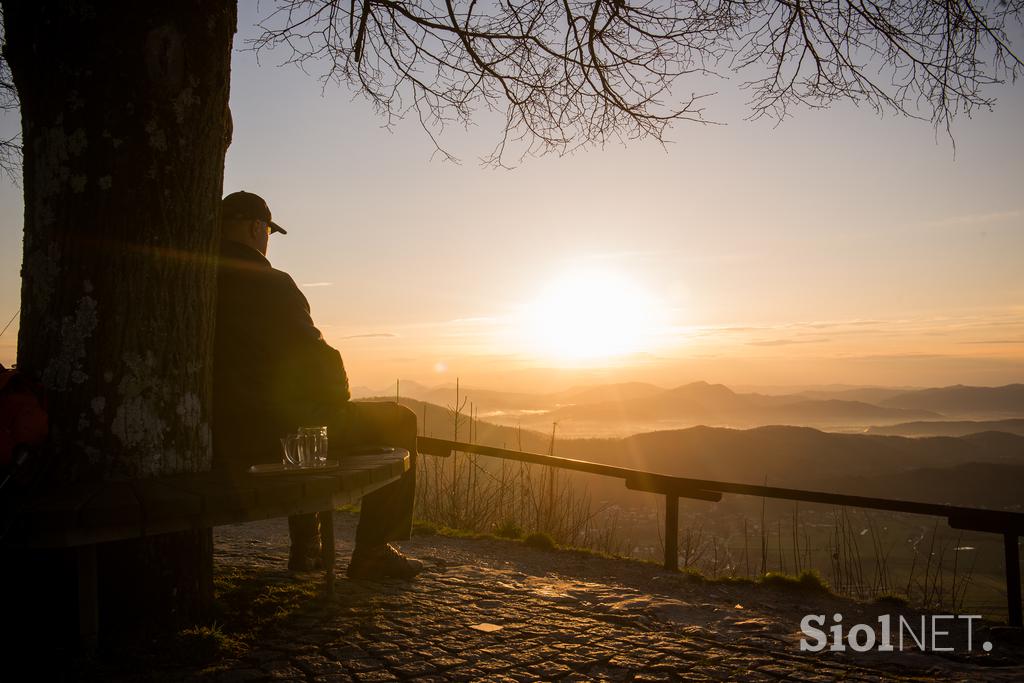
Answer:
[
  {"xmin": 110, "ymin": 351, "xmax": 170, "ymax": 472},
  {"xmin": 41, "ymin": 292, "xmax": 97, "ymax": 391}
]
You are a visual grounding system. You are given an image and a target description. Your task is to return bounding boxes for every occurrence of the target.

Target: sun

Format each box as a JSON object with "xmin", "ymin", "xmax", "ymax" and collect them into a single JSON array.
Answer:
[{"xmin": 522, "ymin": 268, "xmax": 662, "ymax": 361}]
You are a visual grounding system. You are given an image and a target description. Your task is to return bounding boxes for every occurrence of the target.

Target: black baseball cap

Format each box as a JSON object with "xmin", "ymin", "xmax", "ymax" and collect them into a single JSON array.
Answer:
[{"xmin": 221, "ymin": 191, "xmax": 288, "ymax": 234}]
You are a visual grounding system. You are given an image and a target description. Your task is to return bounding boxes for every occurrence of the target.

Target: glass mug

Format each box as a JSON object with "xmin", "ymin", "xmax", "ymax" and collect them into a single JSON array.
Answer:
[
  {"xmin": 280, "ymin": 426, "xmax": 329, "ymax": 468},
  {"xmin": 280, "ymin": 434, "xmax": 302, "ymax": 468},
  {"xmin": 298, "ymin": 425, "xmax": 329, "ymax": 467}
]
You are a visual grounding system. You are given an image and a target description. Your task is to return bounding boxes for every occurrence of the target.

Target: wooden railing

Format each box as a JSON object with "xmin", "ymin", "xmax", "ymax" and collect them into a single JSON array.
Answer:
[{"xmin": 417, "ymin": 436, "xmax": 1024, "ymax": 627}]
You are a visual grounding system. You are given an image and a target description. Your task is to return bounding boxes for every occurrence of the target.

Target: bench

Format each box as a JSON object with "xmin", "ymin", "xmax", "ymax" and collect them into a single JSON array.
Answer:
[{"xmin": 6, "ymin": 449, "xmax": 410, "ymax": 649}]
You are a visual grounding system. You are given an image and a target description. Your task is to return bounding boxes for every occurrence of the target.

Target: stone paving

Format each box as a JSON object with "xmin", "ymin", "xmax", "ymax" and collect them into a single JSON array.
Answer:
[{"xmin": 142, "ymin": 513, "xmax": 1023, "ymax": 681}]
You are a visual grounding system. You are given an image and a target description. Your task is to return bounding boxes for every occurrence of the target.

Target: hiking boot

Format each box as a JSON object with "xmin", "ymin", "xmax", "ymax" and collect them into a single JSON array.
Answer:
[{"xmin": 346, "ymin": 543, "xmax": 424, "ymax": 580}]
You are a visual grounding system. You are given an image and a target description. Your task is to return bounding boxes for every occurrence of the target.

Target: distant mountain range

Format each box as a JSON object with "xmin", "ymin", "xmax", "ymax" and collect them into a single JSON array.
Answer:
[
  {"xmin": 540, "ymin": 381, "xmax": 940, "ymax": 428},
  {"xmin": 878, "ymin": 384, "xmax": 1024, "ymax": 416},
  {"xmin": 355, "ymin": 380, "xmax": 1024, "ymax": 436},
  {"xmin": 354, "ymin": 380, "xmax": 666, "ymax": 412},
  {"xmin": 866, "ymin": 419, "xmax": 1024, "ymax": 437},
  {"xmin": 365, "ymin": 396, "xmax": 552, "ymax": 452},
  {"xmin": 792, "ymin": 387, "xmax": 912, "ymax": 404},
  {"xmin": 364, "ymin": 392, "xmax": 1024, "ymax": 510},
  {"xmin": 553, "ymin": 425, "xmax": 1024, "ymax": 488}
]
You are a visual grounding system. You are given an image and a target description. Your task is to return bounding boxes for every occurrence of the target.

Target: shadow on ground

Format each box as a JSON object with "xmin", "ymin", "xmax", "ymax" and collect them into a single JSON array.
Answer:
[{"xmin": 79, "ymin": 513, "xmax": 1023, "ymax": 682}]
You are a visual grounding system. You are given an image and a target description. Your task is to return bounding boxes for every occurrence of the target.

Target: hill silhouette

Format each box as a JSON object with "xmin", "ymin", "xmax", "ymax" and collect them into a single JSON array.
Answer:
[
  {"xmin": 879, "ymin": 383, "xmax": 1024, "ymax": 416},
  {"xmin": 555, "ymin": 381, "xmax": 665, "ymax": 405},
  {"xmin": 866, "ymin": 418, "xmax": 1024, "ymax": 437},
  {"xmin": 823, "ymin": 461, "xmax": 1024, "ymax": 509},
  {"xmin": 542, "ymin": 381, "xmax": 939, "ymax": 429},
  {"xmin": 368, "ymin": 394, "xmax": 1024, "ymax": 510},
  {"xmin": 357, "ymin": 380, "xmax": 1024, "ymax": 434},
  {"xmin": 791, "ymin": 386, "xmax": 913, "ymax": 404},
  {"xmin": 359, "ymin": 396, "xmax": 552, "ymax": 452},
  {"xmin": 357, "ymin": 381, "xmax": 553, "ymax": 412},
  {"xmin": 555, "ymin": 425, "xmax": 1024, "ymax": 482},
  {"xmin": 554, "ymin": 426, "xmax": 1024, "ymax": 509}
]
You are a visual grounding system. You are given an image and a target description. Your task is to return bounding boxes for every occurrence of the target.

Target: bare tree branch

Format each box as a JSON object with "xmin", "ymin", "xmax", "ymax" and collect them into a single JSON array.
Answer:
[
  {"xmin": 251, "ymin": 0, "xmax": 1022, "ymax": 165},
  {"xmin": 0, "ymin": 7, "xmax": 22, "ymax": 183}
]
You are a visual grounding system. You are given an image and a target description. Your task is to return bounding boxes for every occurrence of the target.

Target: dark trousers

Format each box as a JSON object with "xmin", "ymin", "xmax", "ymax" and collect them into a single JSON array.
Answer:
[{"xmin": 289, "ymin": 402, "xmax": 418, "ymax": 558}]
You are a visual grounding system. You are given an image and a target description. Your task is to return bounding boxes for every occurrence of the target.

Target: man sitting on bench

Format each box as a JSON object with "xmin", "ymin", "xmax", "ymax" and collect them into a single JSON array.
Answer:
[{"xmin": 212, "ymin": 191, "xmax": 422, "ymax": 579}]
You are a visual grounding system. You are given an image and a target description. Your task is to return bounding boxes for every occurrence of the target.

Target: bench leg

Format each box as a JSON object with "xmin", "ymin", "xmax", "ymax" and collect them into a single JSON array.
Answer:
[
  {"xmin": 77, "ymin": 545, "xmax": 98, "ymax": 654},
  {"xmin": 320, "ymin": 510, "xmax": 335, "ymax": 597}
]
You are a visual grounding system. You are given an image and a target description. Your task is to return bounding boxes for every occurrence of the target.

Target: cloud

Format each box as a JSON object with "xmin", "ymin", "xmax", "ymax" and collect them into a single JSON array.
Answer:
[
  {"xmin": 691, "ymin": 326, "xmax": 766, "ymax": 336},
  {"xmin": 747, "ymin": 338, "xmax": 829, "ymax": 347},
  {"xmin": 841, "ymin": 352, "xmax": 948, "ymax": 361},
  {"xmin": 300, "ymin": 281, "xmax": 334, "ymax": 288},
  {"xmin": 803, "ymin": 319, "xmax": 883, "ymax": 330},
  {"xmin": 446, "ymin": 317, "xmax": 498, "ymax": 325},
  {"xmin": 342, "ymin": 332, "xmax": 398, "ymax": 340},
  {"xmin": 958, "ymin": 339, "xmax": 1024, "ymax": 345}
]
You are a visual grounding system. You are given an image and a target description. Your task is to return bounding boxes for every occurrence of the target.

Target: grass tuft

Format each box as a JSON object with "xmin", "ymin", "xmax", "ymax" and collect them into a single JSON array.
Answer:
[
  {"xmin": 680, "ymin": 567, "xmax": 707, "ymax": 583},
  {"xmin": 759, "ymin": 570, "xmax": 830, "ymax": 593},
  {"xmin": 494, "ymin": 519, "xmax": 524, "ymax": 539},
  {"xmin": 523, "ymin": 532, "xmax": 557, "ymax": 551},
  {"xmin": 412, "ymin": 519, "xmax": 439, "ymax": 536},
  {"xmin": 170, "ymin": 622, "xmax": 245, "ymax": 664},
  {"xmin": 874, "ymin": 591, "xmax": 910, "ymax": 607}
]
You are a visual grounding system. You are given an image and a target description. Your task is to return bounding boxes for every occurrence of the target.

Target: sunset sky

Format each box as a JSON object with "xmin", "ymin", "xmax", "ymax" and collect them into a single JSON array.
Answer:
[{"xmin": 0, "ymin": 5, "xmax": 1022, "ymax": 392}]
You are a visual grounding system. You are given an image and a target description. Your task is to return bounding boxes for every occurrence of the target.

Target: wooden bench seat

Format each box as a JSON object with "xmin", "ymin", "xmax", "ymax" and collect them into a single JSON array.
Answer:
[{"xmin": 7, "ymin": 449, "xmax": 410, "ymax": 649}]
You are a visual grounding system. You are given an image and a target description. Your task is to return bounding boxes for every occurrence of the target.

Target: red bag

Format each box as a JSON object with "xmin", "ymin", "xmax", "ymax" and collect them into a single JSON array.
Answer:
[{"xmin": 0, "ymin": 364, "xmax": 48, "ymax": 466}]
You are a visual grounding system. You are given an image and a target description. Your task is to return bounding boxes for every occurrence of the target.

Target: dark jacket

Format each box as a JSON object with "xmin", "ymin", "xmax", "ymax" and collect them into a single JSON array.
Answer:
[{"xmin": 213, "ymin": 241, "xmax": 350, "ymax": 472}]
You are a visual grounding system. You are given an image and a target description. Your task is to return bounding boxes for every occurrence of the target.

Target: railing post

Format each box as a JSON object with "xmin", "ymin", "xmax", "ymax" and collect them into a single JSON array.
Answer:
[
  {"xmin": 1005, "ymin": 533, "xmax": 1022, "ymax": 627},
  {"xmin": 665, "ymin": 494, "xmax": 679, "ymax": 571}
]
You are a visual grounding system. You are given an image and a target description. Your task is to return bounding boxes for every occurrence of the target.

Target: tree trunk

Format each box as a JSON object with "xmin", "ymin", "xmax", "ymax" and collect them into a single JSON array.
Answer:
[{"xmin": 2, "ymin": 0, "xmax": 236, "ymax": 642}]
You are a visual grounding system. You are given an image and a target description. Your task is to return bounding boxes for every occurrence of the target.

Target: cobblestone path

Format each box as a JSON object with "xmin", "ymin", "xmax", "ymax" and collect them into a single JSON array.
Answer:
[{"xmin": 151, "ymin": 514, "xmax": 1023, "ymax": 682}]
